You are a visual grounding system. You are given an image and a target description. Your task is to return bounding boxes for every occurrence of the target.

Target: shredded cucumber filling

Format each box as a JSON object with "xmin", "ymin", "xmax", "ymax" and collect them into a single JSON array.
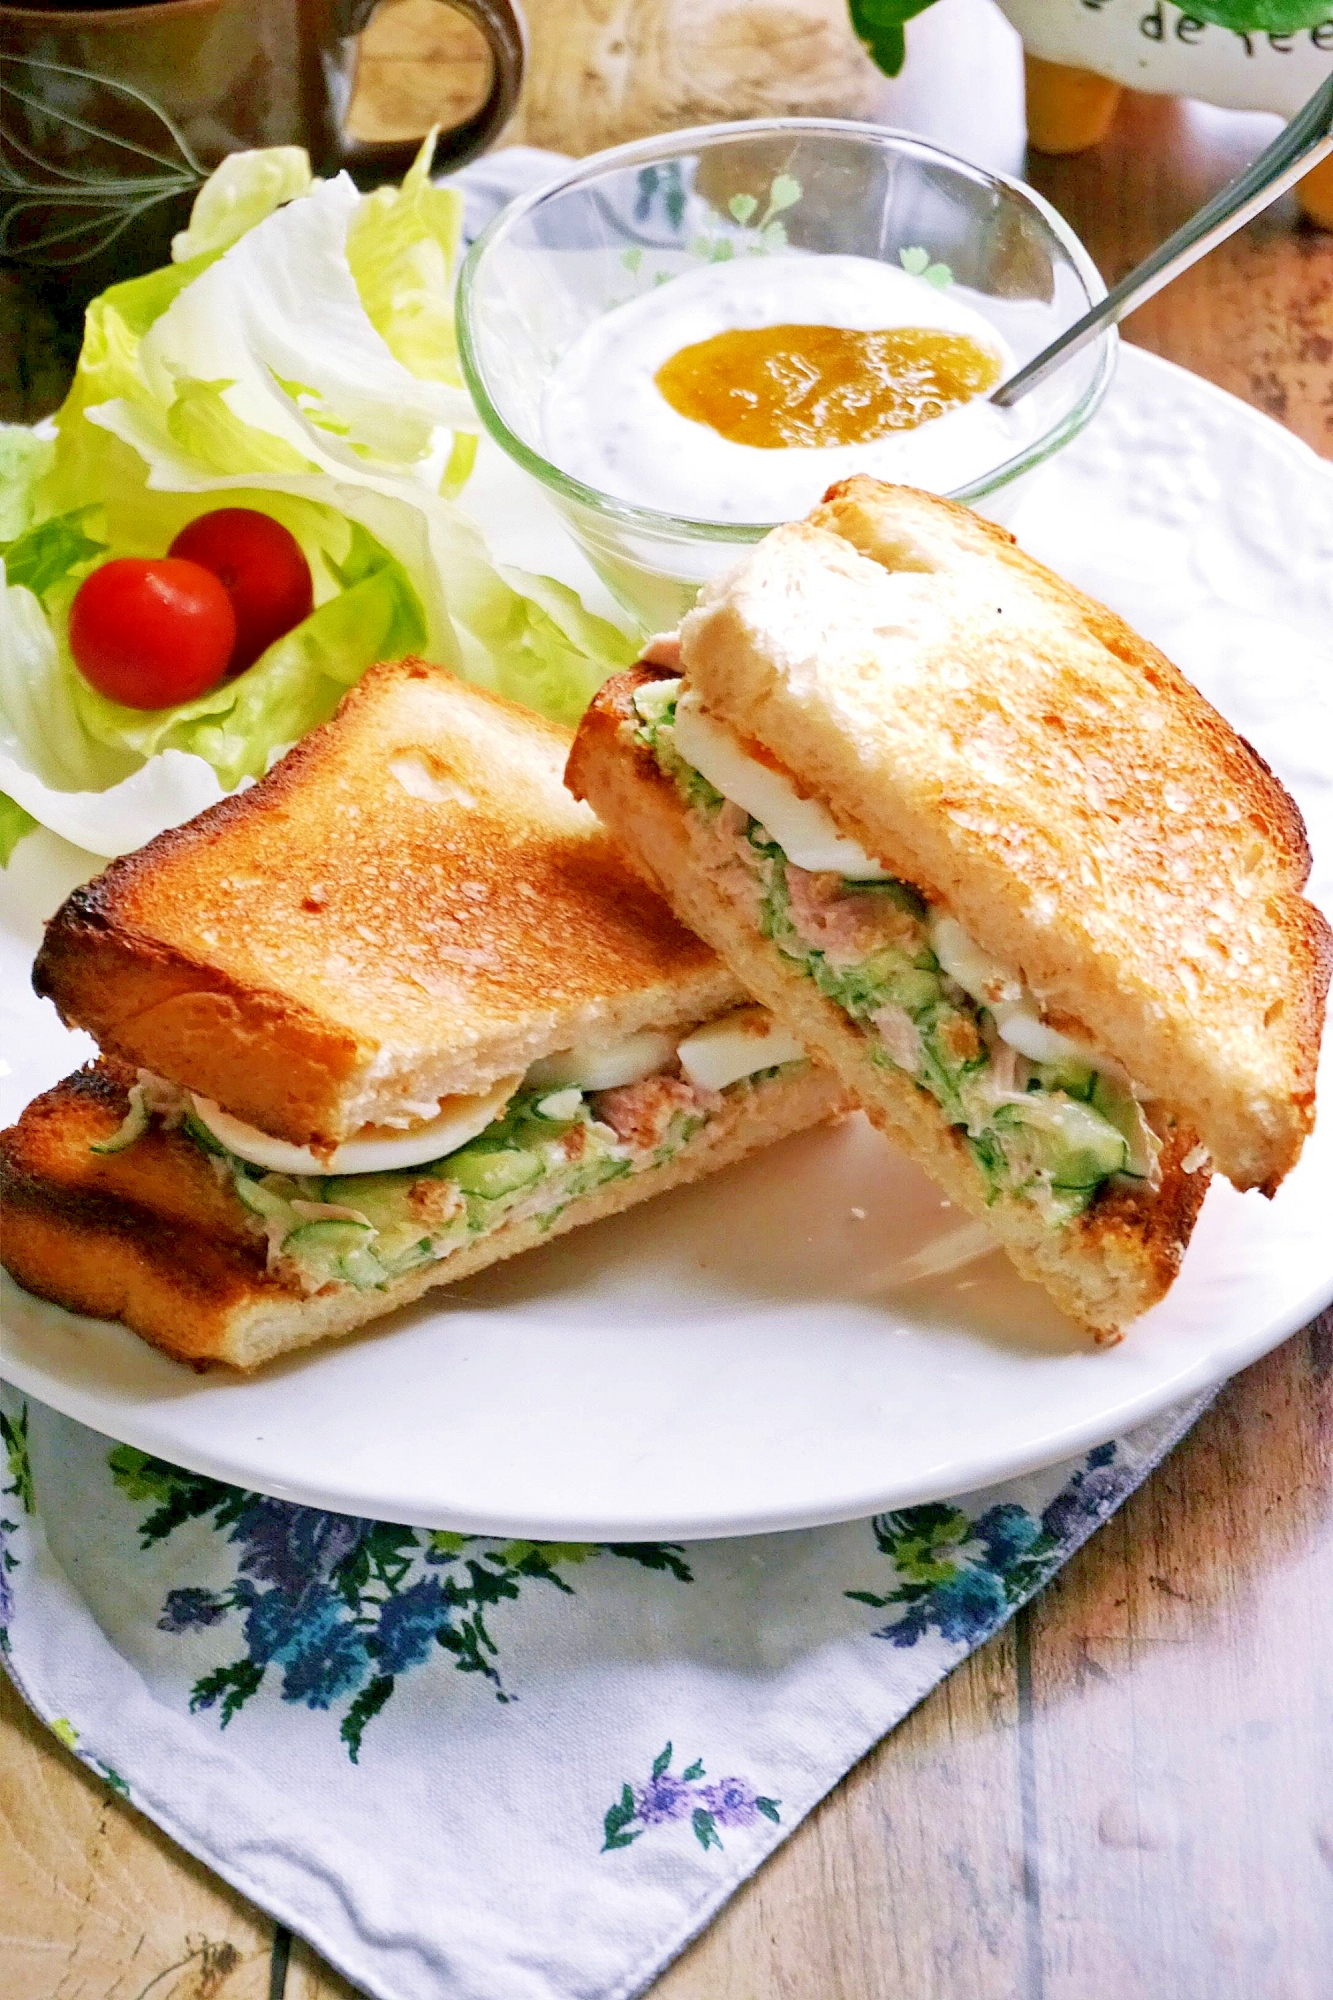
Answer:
[
  {"xmin": 635, "ymin": 682, "xmax": 1154, "ymax": 1227},
  {"xmin": 170, "ymin": 1073, "xmax": 790, "ymax": 1292}
]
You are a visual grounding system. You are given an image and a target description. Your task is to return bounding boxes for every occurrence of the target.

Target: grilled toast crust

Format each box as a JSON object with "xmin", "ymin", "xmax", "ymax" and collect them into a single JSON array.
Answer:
[
  {"xmin": 33, "ymin": 659, "xmax": 741, "ymax": 1146},
  {"xmin": 0, "ymin": 1059, "xmax": 848, "ymax": 1371},
  {"xmin": 567, "ymin": 669, "xmax": 1212, "ymax": 1335},
  {"xmin": 676, "ymin": 479, "xmax": 1331, "ymax": 1194}
]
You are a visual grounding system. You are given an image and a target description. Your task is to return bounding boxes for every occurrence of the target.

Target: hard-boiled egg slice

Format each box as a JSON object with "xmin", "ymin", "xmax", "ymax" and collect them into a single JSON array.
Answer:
[
  {"xmin": 190, "ymin": 1074, "xmax": 521, "ymax": 1176},
  {"xmin": 526, "ymin": 1030, "xmax": 677, "ymax": 1093},
  {"xmin": 990, "ymin": 1006, "xmax": 1100, "ymax": 1069},
  {"xmin": 927, "ymin": 912, "xmax": 1118, "ymax": 1076},
  {"xmin": 676, "ymin": 1006, "xmax": 806, "ymax": 1091},
  {"xmin": 672, "ymin": 690, "xmax": 890, "ymax": 880},
  {"xmin": 926, "ymin": 913, "xmax": 1023, "ymax": 1011}
]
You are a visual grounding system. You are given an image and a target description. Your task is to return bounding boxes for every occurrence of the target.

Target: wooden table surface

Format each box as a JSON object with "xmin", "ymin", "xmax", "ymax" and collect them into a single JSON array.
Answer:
[{"xmin": 2, "ymin": 11, "xmax": 1331, "ymax": 1998}]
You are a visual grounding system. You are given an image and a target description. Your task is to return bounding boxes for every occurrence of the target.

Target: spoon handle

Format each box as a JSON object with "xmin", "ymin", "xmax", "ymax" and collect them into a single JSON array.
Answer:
[{"xmin": 991, "ymin": 72, "xmax": 1333, "ymax": 410}]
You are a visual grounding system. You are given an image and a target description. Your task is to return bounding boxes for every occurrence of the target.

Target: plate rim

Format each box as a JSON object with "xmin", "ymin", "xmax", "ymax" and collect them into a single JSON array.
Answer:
[{"xmin": 4, "ymin": 1254, "xmax": 1333, "ymax": 1539}]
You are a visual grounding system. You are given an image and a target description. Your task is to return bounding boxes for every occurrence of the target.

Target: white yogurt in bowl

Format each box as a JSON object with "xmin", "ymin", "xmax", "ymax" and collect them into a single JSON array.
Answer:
[{"xmin": 541, "ymin": 254, "xmax": 1044, "ymax": 525}]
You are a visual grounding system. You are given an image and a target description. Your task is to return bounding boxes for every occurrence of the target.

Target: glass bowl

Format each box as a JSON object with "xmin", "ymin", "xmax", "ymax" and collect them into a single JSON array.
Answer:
[{"xmin": 457, "ymin": 118, "xmax": 1115, "ymax": 630}]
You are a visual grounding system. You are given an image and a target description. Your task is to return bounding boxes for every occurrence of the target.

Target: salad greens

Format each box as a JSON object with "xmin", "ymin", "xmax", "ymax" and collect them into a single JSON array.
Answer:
[{"xmin": 1, "ymin": 138, "xmax": 634, "ymax": 861}]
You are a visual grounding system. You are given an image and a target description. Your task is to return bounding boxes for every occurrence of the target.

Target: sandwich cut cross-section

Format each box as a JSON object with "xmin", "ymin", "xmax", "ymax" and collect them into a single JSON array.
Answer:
[
  {"xmin": 2, "ymin": 660, "xmax": 850, "ymax": 1369},
  {"xmin": 566, "ymin": 478, "xmax": 1330, "ymax": 1336}
]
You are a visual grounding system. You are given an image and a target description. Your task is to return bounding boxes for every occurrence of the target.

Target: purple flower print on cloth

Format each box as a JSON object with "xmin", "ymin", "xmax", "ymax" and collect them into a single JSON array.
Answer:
[
  {"xmin": 603, "ymin": 1744, "xmax": 780, "ymax": 1854},
  {"xmin": 636, "ymin": 1769, "xmax": 696, "ymax": 1825},
  {"xmin": 699, "ymin": 1777, "xmax": 763, "ymax": 1828}
]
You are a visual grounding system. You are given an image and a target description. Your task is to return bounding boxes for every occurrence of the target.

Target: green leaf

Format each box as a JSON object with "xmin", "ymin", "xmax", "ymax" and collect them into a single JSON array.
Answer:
[
  {"xmin": 759, "ymin": 220, "xmax": 788, "ymax": 251},
  {"xmin": 652, "ymin": 1742, "xmax": 673, "ymax": 1780},
  {"xmin": 621, "ymin": 246, "xmax": 644, "ymax": 274},
  {"xmin": 692, "ymin": 1807, "xmax": 722, "ymax": 1852},
  {"xmin": 0, "ymin": 509, "xmax": 105, "ymax": 603},
  {"xmin": 681, "ymin": 1758, "xmax": 705, "ymax": 1781},
  {"xmin": 601, "ymin": 1781, "xmax": 640, "ymax": 1848},
  {"xmin": 844, "ymin": 1588, "xmax": 893, "ymax": 1607},
  {"xmin": 1186, "ymin": 1, "xmax": 1331, "ymax": 26},
  {"xmin": 756, "ymin": 1797, "xmax": 782, "ymax": 1823},
  {"xmin": 108, "ymin": 1446, "xmax": 235, "ymax": 1545},
  {"xmin": 899, "ymin": 245, "xmax": 930, "ymax": 276},
  {"xmin": 427, "ymin": 1530, "xmax": 470, "ymax": 1557},
  {"xmin": 1, "ymin": 1407, "xmax": 34, "ymax": 1515},
  {"xmin": 340, "ymin": 1674, "xmax": 395, "ymax": 1762},
  {"xmin": 0, "ymin": 794, "xmax": 36, "ymax": 868},
  {"xmin": 728, "ymin": 193, "xmax": 758, "ymax": 224},
  {"xmin": 849, "ymin": 0, "xmax": 943, "ymax": 76},
  {"xmin": 189, "ymin": 1657, "xmax": 265, "ymax": 1727},
  {"xmin": 606, "ymin": 1542, "xmax": 694, "ymax": 1583},
  {"xmin": 106, "ymin": 1444, "xmax": 176, "ymax": 1505},
  {"xmin": 924, "ymin": 262, "xmax": 953, "ymax": 289},
  {"xmin": 767, "ymin": 174, "xmax": 802, "ymax": 214}
]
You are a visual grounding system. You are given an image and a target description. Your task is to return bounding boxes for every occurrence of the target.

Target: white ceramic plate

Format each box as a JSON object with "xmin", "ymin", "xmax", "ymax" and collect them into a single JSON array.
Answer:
[{"xmin": 3, "ymin": 346, "xmax": 1332, "ymax": 1540}]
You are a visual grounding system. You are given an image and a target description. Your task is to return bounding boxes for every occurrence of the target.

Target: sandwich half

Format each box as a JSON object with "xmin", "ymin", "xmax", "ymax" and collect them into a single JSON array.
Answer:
[
  {"xmin": 3, "ymin": 658, "xmax": 847, "ymax": 1369},
  {"xmin": 567, "ymin": 478, "xmax": 1331, "ymax": 1336}
]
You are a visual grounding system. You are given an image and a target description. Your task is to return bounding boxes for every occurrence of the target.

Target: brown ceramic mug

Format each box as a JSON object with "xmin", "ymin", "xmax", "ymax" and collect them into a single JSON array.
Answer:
[{"xmin": 0, "ymin": 0, "xmax": 525, "ymax": 319}]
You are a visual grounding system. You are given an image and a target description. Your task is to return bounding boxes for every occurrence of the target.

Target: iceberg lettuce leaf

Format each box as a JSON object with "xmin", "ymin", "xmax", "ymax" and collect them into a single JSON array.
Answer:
[
  {"xmin": 345, "ymin": 131, "xmax": 466, "ymax": 389},
  {"xmin": 171, "ymin": 146, "xmax": 314, "ymax": 263}
]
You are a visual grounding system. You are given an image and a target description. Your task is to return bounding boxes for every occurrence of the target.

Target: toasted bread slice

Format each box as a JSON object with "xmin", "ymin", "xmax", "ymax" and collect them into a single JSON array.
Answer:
[
  {"xmin": 567, "ymin": 667, "xmax": 1212, "ymax": 1336},
  {"xmin": 673, "ymin": 478, "xmax": 1330, "ymax": 1193},
  {"xmin": 34, "ymin": 659, "xmax": 742, "ymax": 1147},
  {"xmin": 1, "ymin": 1059, "xmax": 847, "ymax": 1370}
]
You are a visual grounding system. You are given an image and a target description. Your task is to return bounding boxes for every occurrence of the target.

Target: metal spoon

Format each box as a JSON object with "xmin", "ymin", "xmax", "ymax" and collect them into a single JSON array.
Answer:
[{"xmin": 991, "ymin": 72, "xmax": 1333, "ymax": 409}]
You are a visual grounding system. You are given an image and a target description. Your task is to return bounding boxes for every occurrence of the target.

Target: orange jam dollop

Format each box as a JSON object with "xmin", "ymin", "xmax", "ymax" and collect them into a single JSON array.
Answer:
[{"xmin": 654, "ymin": 323, "xmax": 1003, "ymax": 450}]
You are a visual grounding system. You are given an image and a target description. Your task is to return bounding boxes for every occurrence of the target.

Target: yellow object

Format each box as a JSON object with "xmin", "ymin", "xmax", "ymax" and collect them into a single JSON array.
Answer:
[
  {"xmin": 1296, "ymin": 153, "xmax": 1333, "ymax": 230},
  {"xmin": 1024, "ymin": 53, "xmax": 1123, "ymax": 157},
  {"xmin": 654, "ymin": 324, "xmax": 1003, "ymax": 449}
]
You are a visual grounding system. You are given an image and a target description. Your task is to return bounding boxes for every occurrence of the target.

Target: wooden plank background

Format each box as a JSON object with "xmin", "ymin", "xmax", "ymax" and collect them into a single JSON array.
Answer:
[{"xmin": 2, "ymin": 6, "xmax": 1331, "ymax": 1996}]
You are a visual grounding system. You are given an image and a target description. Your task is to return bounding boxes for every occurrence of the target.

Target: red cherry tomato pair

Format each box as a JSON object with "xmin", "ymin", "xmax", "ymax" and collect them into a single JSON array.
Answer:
[{"xmin": 68, "ymin": 509, "xmax": 314, "ymax": 710}]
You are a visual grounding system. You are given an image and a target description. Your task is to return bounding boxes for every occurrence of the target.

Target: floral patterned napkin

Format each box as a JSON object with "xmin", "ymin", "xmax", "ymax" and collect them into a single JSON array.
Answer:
[{"xmin": 0, "ymin": 1385, "xmax": 1210, "ymax": 2000}]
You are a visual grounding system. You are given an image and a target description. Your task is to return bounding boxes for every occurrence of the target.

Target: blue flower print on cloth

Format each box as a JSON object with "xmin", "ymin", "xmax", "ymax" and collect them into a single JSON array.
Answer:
[
  {"xmin": 0, "ymin": 1383, "xmax": 1211, "ymax": 2000},
  {"xmin": 109, "ymin": 1445, "xmax": 694, "ymax": 1759},
  {"xmin": 602, "ymin": 1742, "xmax": 781, "ymax": 1854},
  {"xmin": 845, "ymin": 1444, "xmax": 1124, "ymax": 1646}
]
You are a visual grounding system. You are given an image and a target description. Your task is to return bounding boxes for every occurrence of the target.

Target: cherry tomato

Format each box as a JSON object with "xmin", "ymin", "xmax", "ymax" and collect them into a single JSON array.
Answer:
[
  {"xmin": 68, "ymin": 559, "xmax": 237, "ymax": 710},
  {"xmin": 169, "ymin": 508, "xmax": 313, "ymax": 674}
]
